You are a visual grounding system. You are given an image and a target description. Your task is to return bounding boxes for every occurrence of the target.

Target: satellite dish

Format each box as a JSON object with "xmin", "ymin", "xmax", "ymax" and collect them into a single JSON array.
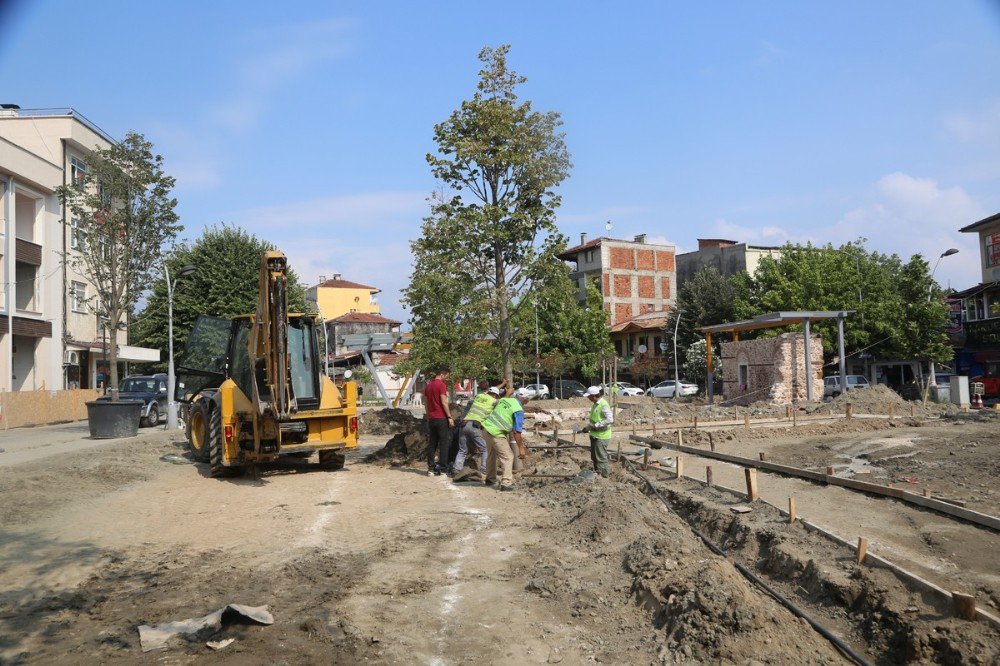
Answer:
[
  {"xmin": 605, "ymin": 220, "xmax": 613, "ymax": 232},
  {"xmin": 659, "ymin": 343, "xmax": 668, "ymax": 352},
  {"xmin": 343, "ymin": 370, "xmax": 354, "ymax": 380},
  {"xmin": 637, "ymin": 344, "xmax": 648, "ymax": 354}
]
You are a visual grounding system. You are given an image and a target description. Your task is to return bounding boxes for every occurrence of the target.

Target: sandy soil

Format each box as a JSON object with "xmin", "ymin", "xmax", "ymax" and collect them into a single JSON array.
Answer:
[{"xmin": 1, "ymin": 416, "xmax": 997, "ymax": 664}]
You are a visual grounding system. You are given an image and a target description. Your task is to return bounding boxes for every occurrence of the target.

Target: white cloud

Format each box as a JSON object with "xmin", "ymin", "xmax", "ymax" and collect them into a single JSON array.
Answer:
[
  {"xmin": 709, "ymin": 218, "xmax": 796, "ymax": 244},
  {"xmin": 225, "ymin": 190, "xmax": 428, "ymax": 323},
  {"xmin": 945, "ymin": 101, "xmax": 1000, "ymax": 143}
]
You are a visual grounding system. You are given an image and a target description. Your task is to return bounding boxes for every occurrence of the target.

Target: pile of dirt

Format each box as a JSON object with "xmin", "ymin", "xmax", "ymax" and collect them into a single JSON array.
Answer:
[
  {"xmin": 815, "ymin": 385, "xmax": 946, "ymax": 416},
  {"xmin": 364, "ymin": 428, "xmax": 429, "ymax": 466},
  {"xmin": 358, "ymin": 408, "xmax": 422, "ymax": 436},
  {"xmin": 679, "ymin": 417, "xmax": 920, "ymax": 447}
]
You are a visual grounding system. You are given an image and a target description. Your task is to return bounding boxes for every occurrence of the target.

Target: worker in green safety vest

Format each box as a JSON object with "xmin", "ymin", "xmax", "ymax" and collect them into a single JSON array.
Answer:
[
  {"xmin": 452, "ymin": 380, "xmax": 506, "ymax": 481},
  {"xmin": 580, "ymin": 385, "xmax": 614, "ymax": 478},
  {"xmin": 482, "ymin": 387, "xmax": 528, "ymax": 491}
]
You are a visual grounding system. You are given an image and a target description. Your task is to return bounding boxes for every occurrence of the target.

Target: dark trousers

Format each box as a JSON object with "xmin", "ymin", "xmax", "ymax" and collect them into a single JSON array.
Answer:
[{"xmin": 427, "ymin": 418, "xmax": 451, "ymax": 470}]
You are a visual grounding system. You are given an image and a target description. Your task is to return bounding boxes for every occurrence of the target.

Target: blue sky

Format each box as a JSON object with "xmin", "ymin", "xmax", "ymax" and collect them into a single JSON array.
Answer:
[{"xmin": 3, "ymin": 1, "xmax": 1000, "ymax": 322}]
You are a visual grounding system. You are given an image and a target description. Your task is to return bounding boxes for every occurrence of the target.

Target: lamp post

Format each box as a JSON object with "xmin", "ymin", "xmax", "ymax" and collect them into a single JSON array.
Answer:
[
  {"xmin": 672, "ymin": 310, "xmax": 682, "ymax": 400},
  {"xmin": 533, "ymin": 299, "xmax": 540, "ymax": 386},
  {"xmin": 927, "ymin": 248, "xmax": 958, "ymax": 388},
  {"xmin": 165, "ymin": 263, "xmax": 196, "ymax": 430}
]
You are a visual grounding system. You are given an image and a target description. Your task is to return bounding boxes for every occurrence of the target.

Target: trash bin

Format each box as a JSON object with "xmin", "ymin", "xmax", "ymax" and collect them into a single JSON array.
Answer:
[{"xmin": 86, "ymin": 400, "xmax": 144, "ymax": 439}]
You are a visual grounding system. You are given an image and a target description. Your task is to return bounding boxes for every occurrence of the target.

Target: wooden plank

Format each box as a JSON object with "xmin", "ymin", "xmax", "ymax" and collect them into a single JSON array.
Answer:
[
  {"xmin": 675, "ymin": 456, "xmax": 684, "ymax": 479},
  {"xmin": 629, "ymin": 434, "xmax": 1000, "ymax": 531},
  {"xmin": 745, "ymin": 468, "xmax": 759, "ymax": 501},
  {"xmin": 953, "ymin": 592, "xmax": 977, "ymax": 621}
]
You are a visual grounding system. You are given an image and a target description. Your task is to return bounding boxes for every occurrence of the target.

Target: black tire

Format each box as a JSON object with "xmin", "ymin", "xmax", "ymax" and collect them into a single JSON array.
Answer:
[
  {"xmin": 187, "ymin": 401, "xmax": 210, "ymax": 463},
  {"xmin": 207, "ymin": 407, "xmax": 231, "ymax": 478},
  {"xmin": 318, "ymin": 450, "xmax": 346, "ymax": 470},
  {"xmin": 143, "ymin": 403, "xmax": 159, "ymax": 428}
]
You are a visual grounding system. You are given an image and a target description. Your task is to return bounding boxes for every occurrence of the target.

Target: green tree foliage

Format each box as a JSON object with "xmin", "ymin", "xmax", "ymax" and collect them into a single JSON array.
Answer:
[
  {"xmin": 57, "ymin": 132, "xmax": 182, "ymax": 395},
  {"xmin": 404, "ymin": 44, "xmax": 572, "ymax": 383},
  {"xmin": 683, "ymin": 339, "xmax": 722, "ymax": 388},
  {"xmin": 734, "ymin": 240, "xmax": 952, "ymax": 366},
  {"xmin": 669, "ymin": 266, "xmax": 738, "ymax": 364},
  {"xmin": 131, "ymin": 224, "xmax": 308, "ymax": 372}
]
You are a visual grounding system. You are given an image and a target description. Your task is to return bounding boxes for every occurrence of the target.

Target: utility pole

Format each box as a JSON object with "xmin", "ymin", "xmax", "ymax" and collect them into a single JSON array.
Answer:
[
  {"xmin": 927, "ymin": 248, "xmax": 959, "ymax": 390},
  {"xmin": 534, "ymin": 299, "xmax": 540, "ymax": 387},
  {"xmin": 165, "ymin": 263, "xmax": 196, "ymax": 430},
  {"xmin": 673, "ymin": 310, "xmax": 682, "ymax": 400}
]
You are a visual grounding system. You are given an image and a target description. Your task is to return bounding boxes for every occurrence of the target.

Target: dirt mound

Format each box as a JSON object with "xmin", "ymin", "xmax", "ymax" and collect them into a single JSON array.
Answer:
[
  {"xmin": 359, "ymin": 408, "xmax": 422, "ymax": 436},
  {"xmin": 364, "ymin": 428, "xmax": 429, "ymax": 466},
  {"xmin": 815, "ymin": 384, "xmax": 947, "ymax": 416}
]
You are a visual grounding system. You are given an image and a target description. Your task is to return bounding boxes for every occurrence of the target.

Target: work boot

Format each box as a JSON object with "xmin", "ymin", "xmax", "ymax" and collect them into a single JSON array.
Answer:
[{"xmin": 499, "ymin": 484, "xmax": 516, "ymax": 492}]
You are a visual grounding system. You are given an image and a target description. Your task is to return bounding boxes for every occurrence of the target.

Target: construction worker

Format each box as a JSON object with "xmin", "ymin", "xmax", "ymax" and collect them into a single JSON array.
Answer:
[
  {"xmin": 452, "ymin": 380, "xmax": 505, "ymax": 481},
  {"xmin": 482, "ymin": 387, "xmax": 528, "ymax": 491},
  {"xmin": 580, "ymin": 385, "xmax": 614, "ymax": 478},
  {"xmin": 423, "ymin": 365, "xmax": 454, "ymax": 476}
]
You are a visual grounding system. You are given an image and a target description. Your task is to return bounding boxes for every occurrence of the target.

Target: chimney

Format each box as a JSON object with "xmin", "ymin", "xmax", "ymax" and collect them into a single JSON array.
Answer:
[
  {"xmin": 580, "ymin": 232, "xmax": 588, "ymax": 245},
  {"xmin": 634, "ymin": 234, "xmax": 647, "ymax": 244},
  {"xmin": 318, "ymin": 275, "xmax": 327, "ymax": 284},
  {"xmin": 333, "ymin": 273, "xmax": 342, "ymax": 281}
]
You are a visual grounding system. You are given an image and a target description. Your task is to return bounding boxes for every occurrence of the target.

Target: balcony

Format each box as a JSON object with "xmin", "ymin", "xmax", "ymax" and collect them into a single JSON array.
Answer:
[{"xmin": 15, "ymin": 237, "xmax": 42, "ymax": 266}]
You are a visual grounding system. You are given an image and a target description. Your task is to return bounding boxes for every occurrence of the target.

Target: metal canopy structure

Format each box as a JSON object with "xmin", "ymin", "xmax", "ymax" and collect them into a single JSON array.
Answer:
[
  {"xmin": 341, "ymin": 333, "xmax": 416, "ymax": 408},
  {"xmin": 697, "ymin": 311, "xmax": 853, "ymax": 403}
]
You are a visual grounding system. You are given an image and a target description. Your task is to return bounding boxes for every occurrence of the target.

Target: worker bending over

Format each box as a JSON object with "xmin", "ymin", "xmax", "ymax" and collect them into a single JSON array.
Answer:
[
  {"xmin": 580, "ymin": 385, "xmax": 613, "ymax": 478},
  {"xmin": 482, "ymin": 387, "xmax": 528, "ymax": 491},
  {"xmin": 452, "ymin": 380, "xmax": 505, "ymax": 481}
]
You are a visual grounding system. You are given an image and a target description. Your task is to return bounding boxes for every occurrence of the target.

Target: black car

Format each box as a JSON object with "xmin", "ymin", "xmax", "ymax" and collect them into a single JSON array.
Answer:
[
  {"xmin": 97, "ymin": 374, "xmax": 168, "ymax": 427},
  {"xmin": 551, "ymin": 380, "xmax": 587, "ymax": 399}
]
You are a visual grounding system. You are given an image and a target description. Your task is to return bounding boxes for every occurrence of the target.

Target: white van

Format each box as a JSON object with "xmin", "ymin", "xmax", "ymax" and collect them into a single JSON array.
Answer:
[{"xmin": 823, "ymin": 375, "xmax": 871, "ymax": 398}]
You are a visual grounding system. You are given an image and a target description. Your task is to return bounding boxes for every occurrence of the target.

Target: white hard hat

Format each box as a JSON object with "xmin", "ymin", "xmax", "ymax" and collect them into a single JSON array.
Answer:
[
  {"xmin": 487, "ymin": 386, "xmax": 502, "ymax": 396},
  {"xmin": 584, "ymin": 386, "xmax": 602, "ymax": 396}
]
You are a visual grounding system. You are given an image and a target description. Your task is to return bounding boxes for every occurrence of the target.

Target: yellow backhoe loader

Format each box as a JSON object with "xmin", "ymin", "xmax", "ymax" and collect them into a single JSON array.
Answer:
[{"xmin": 176, "ymin": 251, "xmax": 358, "ymax": 477}]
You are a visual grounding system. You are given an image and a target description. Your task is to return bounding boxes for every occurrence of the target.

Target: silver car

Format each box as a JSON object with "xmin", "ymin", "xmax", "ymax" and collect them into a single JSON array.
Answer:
[
  {"xmin": 515, "ymin": 383, "xmax": 550, "ymax": 400},
  {"xmin": 823, "ymin": 375, "xmax": 870, "ymax": 398},
  {"xmin": 647, "ymin": 379, "xmax": 699, "ymax": 398}
]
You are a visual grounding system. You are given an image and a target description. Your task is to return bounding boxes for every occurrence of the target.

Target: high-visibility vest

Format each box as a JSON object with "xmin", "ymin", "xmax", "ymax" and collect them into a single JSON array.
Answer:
[
  {"xmin": 589, "ymin": 398, "xmax": 613, "ymax": 440},
  {"xmin": 465, "ymin": 392, "xmax": 497, "ymax": 424},
  {"xmin": 483, "ymin": 397, "xmax": 523, "ymax": 437}
]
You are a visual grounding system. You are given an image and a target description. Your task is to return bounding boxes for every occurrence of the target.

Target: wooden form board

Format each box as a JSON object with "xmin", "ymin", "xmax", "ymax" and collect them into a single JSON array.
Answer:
[{"xmin": 630, "ymin": 435, "xmax": 1000, "ymax": 532}]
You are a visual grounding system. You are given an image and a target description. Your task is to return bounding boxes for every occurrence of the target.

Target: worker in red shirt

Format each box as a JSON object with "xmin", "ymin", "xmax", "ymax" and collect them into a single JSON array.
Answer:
[{"xmin": 423, "ymin": 365, "xmax": 454, "ymax": 475}]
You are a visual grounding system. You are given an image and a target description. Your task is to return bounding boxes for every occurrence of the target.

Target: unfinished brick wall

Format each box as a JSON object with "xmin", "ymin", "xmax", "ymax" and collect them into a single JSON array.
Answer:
[
  {"xmin": 613, "ymin": 275, "xmax": 632, "ymax": 297},
  {"xmin": 637, "ymin": 275, "xmax": 655, "ymax": 298},
  {"xmin": 636, "ymin": 249, "xmax": 654, "ymax": 270},
  {"xmin": 602, "ymin": 274, "xmax": 610, "ymax": 296},
  {"xmin": 720, "ymin": 332, "xmax": 823, "ymax": 405},
  {"xmin": 610, "ymin": 247, "xmax": 635, "ymax": 269},
  {"xmin": 615, "ymin": 303, "xmax": 633, "ymax": 323},
  {"xmin": 655, "ymin": 251, "xmax": 675, "ymax": 272}
]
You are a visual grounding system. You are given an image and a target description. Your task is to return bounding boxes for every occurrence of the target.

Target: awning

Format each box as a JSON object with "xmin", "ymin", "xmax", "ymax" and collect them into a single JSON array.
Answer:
[{"xmin": 66, "ymin": 342, "xmax": 160, "ymax": 362}]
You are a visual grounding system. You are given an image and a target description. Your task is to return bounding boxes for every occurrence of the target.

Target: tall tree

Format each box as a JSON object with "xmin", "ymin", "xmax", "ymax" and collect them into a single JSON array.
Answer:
[
  {"xmin": 57, "ymin": 132, "xmax": 182, "ymax": 397},
  {"xmin": 405, "ymin": 44, "xmax": 572, "ymax": 383},
  {"xmin": 669, "ymin": 266, "xmax": 738, "ymax": 364},
  {"xmin": 131, "ymin": 224, "xmax": 308, "ymax": 372}
]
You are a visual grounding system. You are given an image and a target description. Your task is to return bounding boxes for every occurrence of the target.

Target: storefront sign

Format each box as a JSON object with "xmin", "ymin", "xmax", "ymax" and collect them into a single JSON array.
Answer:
[{"xmin": 966, "ymin": 319, "xmax": 1000, "ymax": 348}]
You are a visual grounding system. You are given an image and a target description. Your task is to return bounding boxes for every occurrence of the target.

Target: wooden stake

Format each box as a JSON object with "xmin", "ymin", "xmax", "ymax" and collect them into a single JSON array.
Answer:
[
  {"xmin": 693, "ymin": 415, "xmax": 698, "ymax": 430},
  {"xmin": 923, "ymin": 488, "xmax": 930, "ymax": 498},
  {"xmin": 788, "ymin": 497, "xmax": 797, "ymax": 523},
  {"xmin": 792, "ymin": 410, "xmax": 797, "ymax": 426},
  {"xmin": 910, "ymin": 404, "xmax": 915, "ymax": 418},
  {"xmin": 675, "ymin": 456, "xmax": 684, "ymax": 479},
  {"xmin": 652, "ymin": 421, "xmax": 657, "ymax": 436},
  {"xmin": 643, "ymin": 448, "xmax": 650, "ymax": 471},
  {"xmin": 856, "ymin": 537, "xmax": 868, "ymax": 565},
  {"xmin": 786, "ymin": 404, "xmax": 792, "ymax": 420},
  {"xmin": 888, "ymin": 403, "xmax": 894, "ymax": 418},
  {"xmin": 744, "ymin": 414, "xmax": 750, "ymax": 429},
  {"xmin": 744, "ymin": 468, "xmax": 759, "ymax": 501},
  {"xmin": 705, "ymin": 465, "xmax": 713, "ymax": 487},
  {"xmin": 846, "ymin": 403, "xmax": 853, "ymax": 420},
  {"xmin": 758, "ymin": 452, "xmax": 767, "ymax": 462},
  {"xmin": 676, "ymin": 429, "xmax": 682, "ymax": 447},
  {"xmin": 553, "ymin": 427, "xmax": 558, "ymax": 442},
  {"xmin": 826, "ymin": 465, "xmax": 835, "ymax": 478},
  {"xmin": 708, "ymin": 431, "xmax": 715, "ymax": 452},
  {"xmin": 632, "ymin": 422, "xmax": 637, "ymax": 435},
  {"xmin": 616, "ymin": 438, "xmax": 622, "ymax": 462},
  {"xmin": 572, "ymin": 429, "xmax": 577, "ymax": 445},
  {"xmin": 952, "ymin": 592, "xmax": 977, "ymax": 620}
]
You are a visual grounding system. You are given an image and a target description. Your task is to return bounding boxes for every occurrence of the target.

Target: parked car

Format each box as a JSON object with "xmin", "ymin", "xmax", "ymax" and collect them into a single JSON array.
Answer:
[
  {"xmin": 551, "ymin": 380, "xmax": 588, "ymax": 399},
  {"xmin": 647, "ymin": 379, "xmax": 699, "ymax": 398},
  {"xmin": 609, "ymin": 382, "xmax": 644, "ymax": 397},
  {"xmin": 822, "ymin": 374, "xmax": 871, "ymax": 398},
  {"xmin": 515, "ymin": 383, "xmax": 550, "ymax": 400},
  {"xmin": 96, "ymin": 373, "xmax": 168, "ymax": 427}
]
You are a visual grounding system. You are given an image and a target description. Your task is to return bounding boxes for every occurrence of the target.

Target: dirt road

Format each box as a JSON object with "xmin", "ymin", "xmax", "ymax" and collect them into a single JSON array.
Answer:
[{"xmin": 1, "ymin": 419, "xmax": 997, "ymax": 664}]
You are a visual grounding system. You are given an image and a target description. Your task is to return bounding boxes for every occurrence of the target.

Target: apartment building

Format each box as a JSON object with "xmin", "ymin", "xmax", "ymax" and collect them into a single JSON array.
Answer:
[
  {"xmin": 558, "ymin": 233, "xmax": 677, "ymax": 364},
  {"xmin": 306, "ymin": 274, "xmax": 381, "ymax": 321},
  {"xmin": 0, "ymin": 106, "xmax": 157, "ymax": 391},
  {"xmin": 675, "ymin": 238, "xmax": 783, "ymax": 288},
  {"xmin": 951, "ymin": 212, "xmax": 1000, "ymax": 379}
]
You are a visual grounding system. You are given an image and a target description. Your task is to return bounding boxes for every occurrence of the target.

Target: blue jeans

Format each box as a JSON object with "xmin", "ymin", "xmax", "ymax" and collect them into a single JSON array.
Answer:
[{"xmin": 453, "ymin": 420, "xmax": 487, "ymax": 474}]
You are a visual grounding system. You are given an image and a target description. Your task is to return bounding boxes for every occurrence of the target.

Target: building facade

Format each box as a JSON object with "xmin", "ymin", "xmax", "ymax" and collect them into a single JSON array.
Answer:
[
  {"xmin": 0, "ymin": 106, "xmax": 157, "ymax": 391},
  {"xmin": 307, "ymin": 274, "xmax": 381, "ymax": 322},
  {"xmin": 952, "ymin": 212, "xmax": 1000, "ymax": 381},
  {"xmin": 558, "ymin": 233, "xmax": 677, "ymax": 325},
  {"xmin": 675, "ymin": 238, "xmax": 782, "ymax": 288},
  {"xmin": 326, "ymin": 311, "xmax": 402, "ymax": 356},
  {"xmin": 720, "ymin": 332, "xmax": 823, "ymax": 405}
]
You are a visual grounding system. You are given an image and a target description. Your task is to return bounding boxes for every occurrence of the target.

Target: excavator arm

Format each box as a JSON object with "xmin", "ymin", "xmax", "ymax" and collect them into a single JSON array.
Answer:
[{"xmin": 249, "ymin": 251, "xmax": 294, "ymax": 419}]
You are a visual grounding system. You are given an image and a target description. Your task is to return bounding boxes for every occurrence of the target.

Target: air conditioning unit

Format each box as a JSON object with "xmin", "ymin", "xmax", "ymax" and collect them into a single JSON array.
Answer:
[{"xmin": 64, "ymin": 350, "xmax": 80, "ymax": 366}]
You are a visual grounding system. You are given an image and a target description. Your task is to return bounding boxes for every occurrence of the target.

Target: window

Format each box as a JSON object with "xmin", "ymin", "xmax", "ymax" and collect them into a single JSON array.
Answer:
[
  {"xmin": 986, "ymin": 233, "xmax": 1000, "ymax": 268},
  {"xmin": 71, "ymin": 281, "xmax": 87, "ymax": 313},
  {"xmin": 15, "ymin": 263, "xmax": 38, "ymax": 311},
  {"xmin": 988, "ymin": 292, "xmax": 1000, "ymax": 319},
  {"xmin": 70, "ymin": 218, "xmax": 84, "ymax": 250},
  {"xmin": 738, "ymin": 363, "xmax": 749, "ymax": 390},
  {"xmin": 70, "ymin": 156, "xmax": 87, "ymax": 187}
]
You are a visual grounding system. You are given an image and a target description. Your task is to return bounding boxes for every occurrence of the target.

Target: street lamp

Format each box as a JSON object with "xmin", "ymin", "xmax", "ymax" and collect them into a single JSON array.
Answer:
[
  {"xmin": 672, "ymin": 310, "xmax": 682, "ymax": 400},
  {"xmin": 927, "ymin": 248, "xmax": 959, "ymax": 388},
  {"xmin": 533, "ymin": 299, "xmax": 540, "ymax": 386},
  {"xmin": 165, "ymin": 263, "xmax": 196, "ymax": 430}
]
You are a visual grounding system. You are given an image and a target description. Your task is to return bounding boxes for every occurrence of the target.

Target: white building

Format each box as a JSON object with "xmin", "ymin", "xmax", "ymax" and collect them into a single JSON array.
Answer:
[{"xmin": 0, "ymin": 105, "xmax": 158, "ymax": 391}]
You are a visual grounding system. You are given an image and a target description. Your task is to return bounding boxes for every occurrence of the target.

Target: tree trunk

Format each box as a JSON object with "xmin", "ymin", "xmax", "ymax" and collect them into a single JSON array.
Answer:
[
  {"xmin": 108, "ymin": 323, "xmax": 120, "ymax": 401},
  {"xmin": 495, "ymin": 244, "xmax": 513, "ymax": 385}
]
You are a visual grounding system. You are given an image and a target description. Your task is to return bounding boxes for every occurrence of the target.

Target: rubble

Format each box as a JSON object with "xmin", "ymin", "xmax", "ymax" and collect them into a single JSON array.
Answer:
[{"xmin": 358, "ymin": 408, "xmax": 421, "ymax": 436}]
